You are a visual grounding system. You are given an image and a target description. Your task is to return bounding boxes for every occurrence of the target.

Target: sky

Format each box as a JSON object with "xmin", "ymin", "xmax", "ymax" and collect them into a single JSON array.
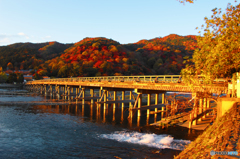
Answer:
[{"xmin": 0, "ymin": 0, "xmax": 237, "ymax": 46}]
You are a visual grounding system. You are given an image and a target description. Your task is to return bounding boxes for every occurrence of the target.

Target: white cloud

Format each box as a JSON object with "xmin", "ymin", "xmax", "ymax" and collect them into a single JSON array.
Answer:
[
  {"xmin": 0, "ymin": 37, "xmax": 11, "ymax": 45},
  {"xmin": 0, "ymin": 33, "xmax": 53, "ymax": 46},
  {"xmin": 18, "ymin": 32, "xmax": 25, "ymax": 36},
  {"xmin": 18, "ymin": 32, "xmax": 29, "ymax": 39}
]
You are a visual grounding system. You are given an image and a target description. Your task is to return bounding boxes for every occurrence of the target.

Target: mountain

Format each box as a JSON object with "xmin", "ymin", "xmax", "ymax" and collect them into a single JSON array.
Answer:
[
  {"xmin": 0, "ymin": 42, "xmax": 73, "ymax": 70},
  {"xmin": 44, "ymin": 37, "xmax": 147, "ymax": 77},
  {"xmin": 0, "ymin": 34, "xmax": 198, "ymax": 77},
  {"xmin": 123, "ymin": 34, "xmax": 198, "ymax": 75}
]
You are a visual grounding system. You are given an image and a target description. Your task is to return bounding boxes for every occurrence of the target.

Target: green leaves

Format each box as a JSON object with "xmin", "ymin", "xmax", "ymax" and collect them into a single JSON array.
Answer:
[{"xmin": 182, "ymin": 2, "xmax": 240, "ymax": 85}]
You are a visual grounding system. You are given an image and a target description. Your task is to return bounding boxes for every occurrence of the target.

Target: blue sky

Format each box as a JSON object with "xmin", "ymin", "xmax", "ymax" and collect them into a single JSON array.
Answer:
[{"xmin": 0, "ymin": 0, "xmax": 237, "ymax": 46}]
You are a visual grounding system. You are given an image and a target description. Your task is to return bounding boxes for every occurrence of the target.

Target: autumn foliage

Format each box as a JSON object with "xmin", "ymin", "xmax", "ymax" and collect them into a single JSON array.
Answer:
[{"xmin": 0, "ymin": 35, "xmax": 198, "ymax": 78}]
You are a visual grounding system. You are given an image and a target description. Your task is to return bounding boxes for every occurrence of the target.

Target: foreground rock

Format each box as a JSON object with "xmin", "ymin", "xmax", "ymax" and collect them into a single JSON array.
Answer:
[{"xmin": 175, "ymin": 103, "xmax": 240, "ymax": 159}]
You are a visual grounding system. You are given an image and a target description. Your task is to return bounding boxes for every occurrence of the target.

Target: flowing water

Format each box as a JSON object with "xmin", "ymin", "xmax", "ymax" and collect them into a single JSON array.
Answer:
[{"xmin": 0, "ymin": 88, "xmax": 203, "ymax": 159}]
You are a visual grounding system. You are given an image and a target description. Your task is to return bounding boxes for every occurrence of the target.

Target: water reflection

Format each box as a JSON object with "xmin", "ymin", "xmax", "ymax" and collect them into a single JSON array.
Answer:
[{"xmin": 29, "ymin": 102, "xmax": 202, "ymax": 142}]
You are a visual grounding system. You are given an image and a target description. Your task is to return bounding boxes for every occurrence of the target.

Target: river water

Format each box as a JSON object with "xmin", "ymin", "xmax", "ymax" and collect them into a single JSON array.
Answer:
[{"xmin": 0, "ymin": 88, "xmax": 202, "ymax": 159}]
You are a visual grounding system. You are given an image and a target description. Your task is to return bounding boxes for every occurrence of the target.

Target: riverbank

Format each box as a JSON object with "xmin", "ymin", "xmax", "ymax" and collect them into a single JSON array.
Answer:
[{"xmin": 175, "ymin": 103, "xmax": 240, "ymax": 159}]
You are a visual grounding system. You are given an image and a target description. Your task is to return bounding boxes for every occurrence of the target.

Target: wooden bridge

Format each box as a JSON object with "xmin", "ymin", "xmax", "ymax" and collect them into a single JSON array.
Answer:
[{"xmin": 26, "ymin": 75, "xmax": 231, "ymax": 129}]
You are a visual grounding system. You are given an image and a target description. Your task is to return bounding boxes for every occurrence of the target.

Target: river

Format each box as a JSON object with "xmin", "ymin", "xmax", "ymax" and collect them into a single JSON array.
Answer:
[{"xmin": 0, "ymin": 88, "xmax": 202, "ymax": 159}]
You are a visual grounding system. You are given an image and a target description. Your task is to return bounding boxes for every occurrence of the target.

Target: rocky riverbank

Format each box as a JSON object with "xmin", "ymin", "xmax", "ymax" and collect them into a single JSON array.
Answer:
[{"xmin": 175, "ymin": 103, "xmax": 240, "ymax": 159}]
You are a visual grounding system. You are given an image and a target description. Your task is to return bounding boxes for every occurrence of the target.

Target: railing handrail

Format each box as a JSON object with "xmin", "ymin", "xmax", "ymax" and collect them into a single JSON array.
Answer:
[{"xmin": 26, "ymin": 75, "xmax": 229, "ymax": 84}]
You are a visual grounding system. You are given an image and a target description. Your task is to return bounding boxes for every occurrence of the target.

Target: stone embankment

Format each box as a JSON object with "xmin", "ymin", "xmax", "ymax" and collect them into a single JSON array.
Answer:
[{"xmin": 175, "ymin": 103, "xmax": 240, "ymax": 159}]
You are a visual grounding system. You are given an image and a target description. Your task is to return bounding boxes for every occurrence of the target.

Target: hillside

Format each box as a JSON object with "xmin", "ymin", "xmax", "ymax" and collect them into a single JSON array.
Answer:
[
  {"xmin": 0, "ymin": 42, "xmax": 72, "ymax": 70},
  {"xmin": 0, "ymin": 34, "xmax": 198, "ymax": 77},
  {"xmin": 123, "ymin": 34, "xmax": 197, "ymax": 75}
]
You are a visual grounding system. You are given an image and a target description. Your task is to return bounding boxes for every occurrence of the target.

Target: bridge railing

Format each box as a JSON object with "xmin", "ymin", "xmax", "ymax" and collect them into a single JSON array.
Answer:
[
  {"xmin": 27, "ymin": 75, "xmax": 229, "ymax": 84},
  {"xmin": 28, "ymin": 75, "xmax": 182, "ymax": 84}
]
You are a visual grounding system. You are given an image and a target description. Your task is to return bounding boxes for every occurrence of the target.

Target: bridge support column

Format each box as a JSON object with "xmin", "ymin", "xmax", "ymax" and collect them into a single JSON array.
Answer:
[
  {"xmin": 138, "ymin": 93, "xmax": 142, "ymax": 117},
  {"xmin": 98, "ymin": 89, "xmax": 102, "ymax": 102},
  {"xmin": 90, "ymin": 89, "xmax": 94, "ymax": 105},
  {"xmin": 128, "ymin": 91, "xmax": 133, "ymax": 120},
  {"xmin": 57, "ymin": 85, "xmax": 60, "ymax": 100},
  {"xmin": 146, "ymin": 94, "xmax": 151, "ymax": 125},
  {"xmin": 129, "ymin": 91, "xmax": 133, "ymax": 107},
  {"xmin": 161, "ymin": 107, "xmax": 165, "ymax": 119},
  {"xmin": 68, "ymin": 87, "xmax": 70, "ymax": 101},
  {"xmin": 76, "ymin": 87, "xmax": 79, "ymax": 97},
  {"xmin": 192, "ymin": 97, "xmax": 198, "ymax": 126},
  {"xmin": 113, "ymin": 91, "xmax": 116, "ymax": 121},
  {"xmin": 50, "ymin": 85, "xmax": 53, "ymax": 98},
  {"xmin": 203, "ymin": 98, "xmax": 207, "ymax": 118},
  {"xmin": 162, "ymin": 93, "xmax": 165, "ymax": 104},
  {"xmin": 104, "ymin": 90, "xmax": 108, "ymax": 109},
  {"xmin": 82, "ymin": 88, "xmax": 85, "ymax": 105},
  {"xmin": 198, "ymin": 98, "xmax": 203, "ymax": 122},
  {"xmin": 122, "ymin": 91, "xmax": 125, "ymax": 108},
  {"xmin": 64, "ymin": 85, "xmax": 67, "ymax": 100},
  {"xmin": 71, "ymin": 87, "xmax": 74, "ymax": 100},
  {"xmin": 206, "ymin": 98, "xmax": 210, "ymax": 115},
  {"xmin": 44, "ymin": 85, "xmax": 47, "ymax": 96},
  {"xmin": 40, "ymin": 85, "xmax": 43, "ymax": 94}
]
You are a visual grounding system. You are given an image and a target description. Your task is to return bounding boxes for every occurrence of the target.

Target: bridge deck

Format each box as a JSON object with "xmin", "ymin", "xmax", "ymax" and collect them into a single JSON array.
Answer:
[{"xmin": 26, "ymin": 75, "xmax": 228, "ymax": 94}]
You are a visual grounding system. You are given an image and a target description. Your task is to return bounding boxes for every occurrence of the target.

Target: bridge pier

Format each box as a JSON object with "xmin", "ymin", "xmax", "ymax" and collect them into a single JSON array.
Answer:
[
  {"xmin": 90, "ymin": 89, "xmax": 94, "ymax": 105},
  {"xmin": 122, "ymin": 91, "xmax": 125, "ymax": 108},
  {"xmin": 138, "ymin": 93, "xmax": 142, "ymax": 117},
  {"xmin": 44, "ymin": 85, "xmax": 47, "ymax": 96},
  {"xmin": 192, "ymin": 96, "xmax": 198, "ymax": 126},
  {"xmin": 162, "ymin": 93, "xmax": 165, "ymax": 104},
  {"xmin": 82, "ymin": 88, "xmax": 85, "ymax": 105},
  {"xmin": 198, "ymin": 98, "xmax": 203, "ymax": 122},
  {"xmin": 146, "ymin": 94, "xmax": 151, "ymax": 125}
]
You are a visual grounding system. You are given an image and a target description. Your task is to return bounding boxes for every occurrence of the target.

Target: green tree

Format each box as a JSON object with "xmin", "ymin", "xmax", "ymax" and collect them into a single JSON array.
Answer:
[
  {"xmin": 34, "ymin": 73, "xmax": 42, "ymax": 80},
  {"xmin": 181, "ymin": 2, "xmax": 240, "ymax": 85},
  {"xmin": 16, "ymin": 73, "xmax": 24, "ymax": 83},
  {"xmin": 7, "ymin": 73, "xmax": 17, "ymax": 83},
  {"xmin": 7, "ymin": 62, "xmax": 13, "ymax": 70},
  {"xmin": 0, "ymin": 67, "xmax": 7, "ymax": 83},
  {"xmin": 58, "ymin": 65, "xmax": 69, "ymax": 77}
]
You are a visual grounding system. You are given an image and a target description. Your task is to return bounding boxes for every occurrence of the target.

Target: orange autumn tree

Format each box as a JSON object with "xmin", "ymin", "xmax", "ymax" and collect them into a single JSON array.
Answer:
[{"xmin": 181, "ymin": 2, "xmax": 240, "ymax": 85}]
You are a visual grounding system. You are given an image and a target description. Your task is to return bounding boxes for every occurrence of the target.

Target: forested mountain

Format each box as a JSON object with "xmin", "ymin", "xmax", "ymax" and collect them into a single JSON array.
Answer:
[
  {"xmin": 0, "ymin": 42, "xmax": 72, "ymax": 70},
  {"xmin": 0, "ymin": 34, "xmax": 198, "ymax": 78},
  {"xmin": 123, "ymin": 34, "xmax": 197, "ymax": 75}
]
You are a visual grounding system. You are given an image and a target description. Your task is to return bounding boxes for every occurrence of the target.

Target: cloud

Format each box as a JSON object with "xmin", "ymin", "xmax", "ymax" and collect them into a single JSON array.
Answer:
[
  {"xmin": 0, "ymin": 33, "xmax": 53, "ymax": 46},
  {"xmin": 17, "ymin": 32, "xmax": 29, "ymax": 39},
  {"xmin": 18, "ymin": 32, "xmax": 25, "ymax": 36},
  {"xmin": 0, "ymin": 37, "xmax": 11, "ymax": 44},
  {"xmin": 0, "ymin": 32, "xmax": 30, "ymax": 45}
]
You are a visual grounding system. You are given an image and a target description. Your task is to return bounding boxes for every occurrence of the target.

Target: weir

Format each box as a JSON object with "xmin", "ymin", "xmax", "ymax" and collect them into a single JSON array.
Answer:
[{"xmin": 26, "ymin": 75, "xmax": 234, "ymax": 129}]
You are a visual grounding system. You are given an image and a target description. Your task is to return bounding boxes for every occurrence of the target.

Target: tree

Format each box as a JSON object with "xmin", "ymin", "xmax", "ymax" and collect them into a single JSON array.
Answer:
[
  {"xmin": 16, "ymin": 73, "xmax": 24, "ymax": 83},
  {"xmin": 7, "ymin": 73, "xmax": 17, "ymax": 83},
  {"xmin": 58, "ymin": 65, "xmax": 69, "ymax": 78},
  {"xmin": 181, "ymin": 2, "xmax": 240, "ymax": 85},
  {"xmin": 7, "ymin": 62, "xmax": 13, "ymax": 70},
  {"xmin": 0, "ymin": 67, "xmax": 7, "ymax": 83}
]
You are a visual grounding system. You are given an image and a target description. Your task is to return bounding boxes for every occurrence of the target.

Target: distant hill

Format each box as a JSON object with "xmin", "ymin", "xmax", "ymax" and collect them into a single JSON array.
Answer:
[
  {"xmin": 0, "ymin": 42, "xmax": 73, "ymax": 70},
  {"xmin": 123, "ymin": 34, "xmax": 198, "ymax": 75},
  {"xmin": 45, "ymin": 37, "xmax": 147, "ymax": 77},
  {"xmin": 0, "ymin": 34, "xmax": 198, "ymax": 77}
]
